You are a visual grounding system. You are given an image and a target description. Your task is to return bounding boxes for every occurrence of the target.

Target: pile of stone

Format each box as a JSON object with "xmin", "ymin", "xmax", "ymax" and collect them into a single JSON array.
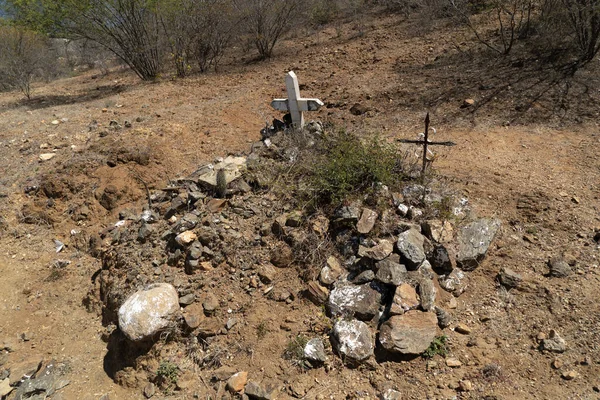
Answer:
[
  {"xmin": 90, "ymin": 124, "xmax": 501, "ymax": 394},
  {"xmin": 292, "ymin": 201, "xmax": 502, "ymax": 363}
]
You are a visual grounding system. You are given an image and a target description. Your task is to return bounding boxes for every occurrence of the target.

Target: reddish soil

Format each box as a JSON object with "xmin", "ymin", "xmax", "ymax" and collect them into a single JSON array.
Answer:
[{"xmin": 1, "ymin": 9, "xmax": 599, "ymax": 400}]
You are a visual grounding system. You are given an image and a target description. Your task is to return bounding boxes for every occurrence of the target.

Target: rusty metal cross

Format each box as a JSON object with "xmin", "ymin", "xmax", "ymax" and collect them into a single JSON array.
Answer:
[{"xmin": 398, "ymin": 113, "xmax": 456, "ymax": 181}]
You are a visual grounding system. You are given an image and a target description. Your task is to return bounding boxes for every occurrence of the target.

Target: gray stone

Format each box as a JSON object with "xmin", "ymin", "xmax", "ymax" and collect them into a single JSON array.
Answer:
[
  {"xmin": 548, "ymin": 257, "xmax": 572, "ymax": 278},
  {"xmin": 226, "ymin": 318, "xmax": 238, "ymax": 330},
  {"xmin": 332, "ymin": 319, "xmax": 374, "ymax": 362},
  {"xmin": 173, "ymin": 213, "xmax": 199, "ymax": 234},
  {"xmin": 327, "ymin": 282, "xmax": 382, "ymax": 321},
  {"xmin": 396, "ymin": 229, "xmax": 426, "ymax": 269},
  {"xmin": 498, "ymin": 267, "xmax": 522, "ymax": 288},
  {"xmin": 456, "ymin": 219, "xmax": 501, "ymax": 270},
  {"xmin": 244, "ymin": 381, "xmax": 274, "ymax": 400},
  {"xmin": 353, "ymin": 270, "xmax": 375, "ymax": 284},
  {"xmin": 187, "ymin": 241, "xmax": 203, "ymax": 260},
  {"xmin": 429, "ymin": 244, "xmax": 454, "ymax": 273},
  {"xmin": 379, "ymin": 311, "xmax": 438, "ymax": 355},
  {"xmin": 143, "ymin": 382, "xmax": 156, "ymax": 398},
  {"xmin": 137, "ymin": 223, "xmax": 154, "ymax": 242},
  {"xmin": 380, "ymin": 388, "xmax": 402, "ymax": 400},
  {"xmin": 541, "ymin": 330, "xmax": 567, "ymax": 353},
  {"xmin": 358, "ymin": 239, "xmax": 394, "ymax": 261},
  {"xmin": 418, "ymin": 260, "xmax": 435, "ymax": 280},
  {"xmin": 12, "ymin": 361, "xmax": 69, "ymax": 400},
  {"xmin": 304, "ymin": 338, "xmax": 327, "ymax": 363},
  {"xmin": 357, "ymin": 208, "xmax": 378, "ymax": 234},
  {"xmin": 439, "ymin": 269, "xmax": 468, "ymax": 296},
  {"xmin": 418, "ymin": 279, "xmax": 436, "ymax": 311},
  {"xmin": 333, "ymin": 205, "xmax": 361, "ymax": 225},
  {"xmin": 164, "ymin": 195, "xmax": 187, "ymax": 219},
  {"xmin": 118, "ymin": 283, "xmax": 180, "ymax": 341},
  {"xmin": 179, "ymin": 293, "xmax": 195, "ymax": 306},
  {"xmin": 375, "ymin": 259, "xmax": 407, "ymax": 286},
  {"xmin": 434, "ymin": 306, "xmax": 452, "ymax": 329}
]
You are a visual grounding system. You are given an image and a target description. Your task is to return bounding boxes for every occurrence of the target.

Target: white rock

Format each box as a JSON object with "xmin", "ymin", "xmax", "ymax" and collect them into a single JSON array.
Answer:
[
  {"xmin": 39, "ymin": 153, "xmax": 56, "ymax": 161},
  {"xmin": 332, "ymin": 319, "xmax": 374, "ymax": 362},
  {"xmin": 118, "ymin": 283, "xmax": 180, "ymax": 341}
]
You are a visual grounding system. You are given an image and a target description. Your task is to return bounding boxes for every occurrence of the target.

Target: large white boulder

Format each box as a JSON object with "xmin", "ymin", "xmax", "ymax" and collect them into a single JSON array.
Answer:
[{"xmin": 118, "ymin": 283, "xmax": 180, "ymax": 341}]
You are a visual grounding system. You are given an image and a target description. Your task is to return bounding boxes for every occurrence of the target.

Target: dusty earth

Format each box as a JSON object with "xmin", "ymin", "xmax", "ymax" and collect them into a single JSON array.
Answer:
[{"xmin": 1, "ymin": 8, "xmax": 600, "ymax": 400}]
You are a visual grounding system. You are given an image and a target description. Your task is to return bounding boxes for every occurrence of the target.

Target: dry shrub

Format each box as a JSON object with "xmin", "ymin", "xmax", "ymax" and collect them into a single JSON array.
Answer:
[{"xmin": 0, "ymin": 25, "xmax": 55, "ymax": 99}]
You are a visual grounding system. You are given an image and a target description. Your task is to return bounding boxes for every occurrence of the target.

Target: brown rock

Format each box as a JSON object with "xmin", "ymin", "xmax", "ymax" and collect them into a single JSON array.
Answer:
[
  {"xmin": 421, "ymin": 220, "xmax": 453, "ymax": 243},
  {"xmin": 379, "ymin": 311, "xmax": 438, "ymax": 355},
  {"xmin": 8, "ymin": 356, "xmax": 43, "ymax": 386},
  {"xmin": 562, "ymin": 370, "xmax": 579, "ymax": 380},
  {"xmin": 462, "ymin": 99, "xmax": 475, "ymax": 108},
  {"xmin": 390, "ymin": 283, "xmax": 419, "ymax": 315},
  {"xmin": 258, "ymin": 264, "xmax": 277, "ymax": 283},
  {"xmin": 175, "ymin": 230, "xmax": 197, "ymax": 246},
  {"xmin": 0, "ymin": 378, "xmax": 13, "ymax": 398},
  {"xmin": 212, "ymin": 366, "xmax": 237, "ymax": 381},
  {"xmin": 226, "ymin": 371, "xmax": 248, "ymax": 392},
  {"xmin": 270, "ymin": 243, "xmax": 293, "ymax": 268},
  {"xmin": 455, "ymin": 323, "xmax": 472, "ymax": 335},
  {"xmin": 446, "ymin": 358, "xmax": 462, "ymax": 367},
  {"xmin": 350, "ymin": 102, "xmax": 370, "ymax": 115},
  {"xmin": 356, "ymin": 208, "xmax": 378, "ymax": 234},
  {"xmin": 358, "ymin": 239, "xmax": 394, "ymax": 261},
  {"xmin": 306, "ymin": 281, "xmax": 329, "ymax": 305},
  {"xmin": 207, "ymin": 199, "xmax": 228, "ymax": 213}
]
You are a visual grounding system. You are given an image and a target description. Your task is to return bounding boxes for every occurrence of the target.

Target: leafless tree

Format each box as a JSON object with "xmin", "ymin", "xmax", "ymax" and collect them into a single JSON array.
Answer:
[
  {"xmin": 0, "ymin": 26, "xmax": 53, "ymax": 99},
  {"xmin": 233, "ymin": 0, "xmax": 302, "ymax": 59}
]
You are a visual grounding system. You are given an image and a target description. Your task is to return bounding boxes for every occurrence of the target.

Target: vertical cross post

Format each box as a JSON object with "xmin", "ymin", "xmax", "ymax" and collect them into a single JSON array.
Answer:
[
  {"xmin": 285, "ymin": 71, "xmax": 303, "ymax": 129},
  {"xmin": 422, "ymin": 112, "xmax": 430, "ymax": 183},
  {"xmin": 271, "ymin": 71, "xmax": 324, "ymax": 129}
]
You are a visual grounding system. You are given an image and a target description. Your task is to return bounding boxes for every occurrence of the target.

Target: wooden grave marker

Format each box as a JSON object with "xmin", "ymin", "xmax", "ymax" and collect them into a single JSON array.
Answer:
[{"xmin": 271, "ymin": 71, "xmax": 324, "ymax": 129}]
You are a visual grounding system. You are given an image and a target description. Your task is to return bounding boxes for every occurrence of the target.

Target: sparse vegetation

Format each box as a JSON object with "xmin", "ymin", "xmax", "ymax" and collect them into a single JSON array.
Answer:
[
  {"xmin": 156, "ymin": 360, "xmax": 179, "ymax": 391},
  {"xmin": 256, "ymin": 320, "xmax": 268, "ymax": 339},
  {"xmin": 423, "ymin": 335, "xmax": 449, "ymax": 358},
  {"xmin": 284, "ymin": 334, "xmax": 309, "ymax": 366}
]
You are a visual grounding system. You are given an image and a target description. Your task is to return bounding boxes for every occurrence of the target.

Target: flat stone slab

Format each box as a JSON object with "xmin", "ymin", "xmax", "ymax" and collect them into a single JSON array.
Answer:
[{"xmin": 197, "ymin": 156, "xmax": 247, "ymax": 188}]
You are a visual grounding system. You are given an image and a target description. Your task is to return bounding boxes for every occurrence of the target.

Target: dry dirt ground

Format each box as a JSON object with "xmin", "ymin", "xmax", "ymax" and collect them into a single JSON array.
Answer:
[{"xmin": 1, "ymin": 9, "xmax": 600, "ymax": 400}]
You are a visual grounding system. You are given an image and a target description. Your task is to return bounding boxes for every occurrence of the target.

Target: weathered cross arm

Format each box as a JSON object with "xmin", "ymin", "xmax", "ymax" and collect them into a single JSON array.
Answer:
[
  {"xmin": 398, "ymin": 139, "xmax": 456, "ymax": 146},
  {"xmin": 271, "ymin": 98, "xmax": 324, "ymax": 112}
]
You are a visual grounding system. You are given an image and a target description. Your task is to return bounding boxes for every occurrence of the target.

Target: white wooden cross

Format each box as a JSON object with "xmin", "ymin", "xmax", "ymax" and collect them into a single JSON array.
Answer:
[{"xmin": 271, "ymin": 71, "xmax": 324, "ymax": 129}]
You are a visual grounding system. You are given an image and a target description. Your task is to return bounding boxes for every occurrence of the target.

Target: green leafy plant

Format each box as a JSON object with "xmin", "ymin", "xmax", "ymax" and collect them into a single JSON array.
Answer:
[
  {"xmin": 423, "ymin": 335, "xmax": 448, "ymax": 358},
  {"xmin": 310, "ymin": 130, "xmax": 403, "ymax": 205},
  {"xmin": 156, "ymin": 360, "xmax": 179, "ymax": 391}
]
